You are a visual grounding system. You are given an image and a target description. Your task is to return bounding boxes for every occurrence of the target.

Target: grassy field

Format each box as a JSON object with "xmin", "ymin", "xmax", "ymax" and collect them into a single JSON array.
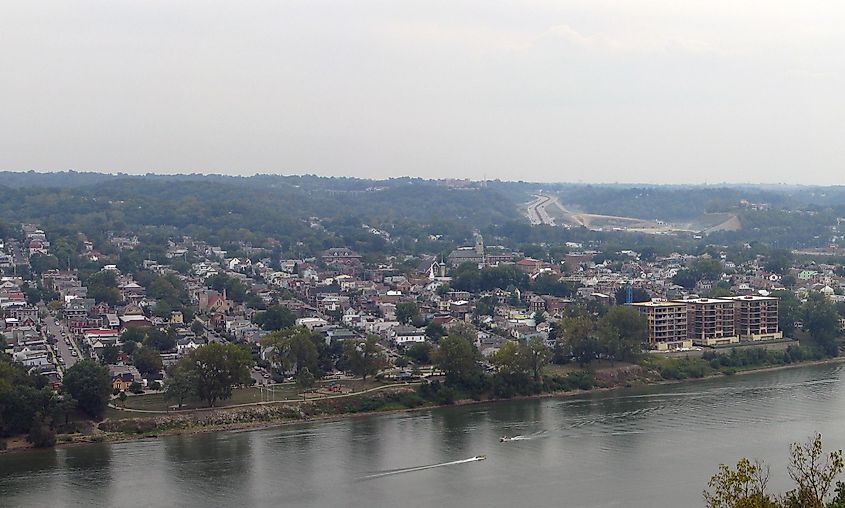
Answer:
[
  {"xmin": 543, "ymin": 360, "xmax": 636, "ymax": 377},
  {"xmin": 105, "ymin": 379, "xmax": 385, "ymax": 418}
]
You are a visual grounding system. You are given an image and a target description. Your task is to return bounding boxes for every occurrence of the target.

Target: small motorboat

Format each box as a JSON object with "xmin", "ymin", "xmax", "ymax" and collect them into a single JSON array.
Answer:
[
  {"xmin": 474, "ymin": 455, "xmax": 487, "ymax": 461},
  {"xmin": 500, "ymin": 436, "xmax": 512, "ymax": 442}
]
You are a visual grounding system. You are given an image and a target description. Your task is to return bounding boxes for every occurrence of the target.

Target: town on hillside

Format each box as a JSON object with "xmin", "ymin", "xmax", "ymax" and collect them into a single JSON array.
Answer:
[{"xmin": 2, "ymin": 212, "xmax": 844, "ymax": 449}]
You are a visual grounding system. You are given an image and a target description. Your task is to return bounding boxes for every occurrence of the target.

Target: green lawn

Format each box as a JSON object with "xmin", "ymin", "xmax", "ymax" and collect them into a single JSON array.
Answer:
[{"xmin": 109, "ymin": 379, "xmax": 386, "ymax": 415}]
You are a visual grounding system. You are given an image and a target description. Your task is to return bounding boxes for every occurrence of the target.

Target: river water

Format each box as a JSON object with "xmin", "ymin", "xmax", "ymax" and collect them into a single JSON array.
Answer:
[{"xmin": 3, "ymin": 363, "xmax": 845, "ymax": 508}]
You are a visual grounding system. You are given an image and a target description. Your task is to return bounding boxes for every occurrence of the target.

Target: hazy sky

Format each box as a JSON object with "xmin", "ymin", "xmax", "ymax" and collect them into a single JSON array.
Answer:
[{"xmin": 2, "ymin": 1, "xmax": 844, "ymax": 184}]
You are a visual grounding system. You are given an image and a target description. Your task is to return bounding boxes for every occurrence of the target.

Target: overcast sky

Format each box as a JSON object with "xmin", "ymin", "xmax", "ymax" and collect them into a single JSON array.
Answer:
[{"xmin": 2, "ymin": 1, "xmax": 844, "ymax": 184}]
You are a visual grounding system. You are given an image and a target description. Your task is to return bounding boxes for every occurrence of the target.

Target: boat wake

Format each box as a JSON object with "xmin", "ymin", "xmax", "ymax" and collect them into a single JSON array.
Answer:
[
  {"xmin": 358, "ymin": 457, "xmax": 486, "ymax": 480},
  {"xmin": 501, "ymin": 430, "xmax": 548, "ymax": 442}
]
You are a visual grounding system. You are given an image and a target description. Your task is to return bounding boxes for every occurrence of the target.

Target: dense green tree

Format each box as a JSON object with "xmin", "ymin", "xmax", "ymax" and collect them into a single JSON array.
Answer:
[
  {"xmin": 29, "ymin": 253, "xmax": 59, "ymax": 274},
  {"xmin": 62, "ymin": 360, "xmax": 112, "ymax": 420},
  {"xmin": 693, "ymin": 257, "xmax": 724, "ymax": 281},
  {"xmin": 557, "ymin": 316, "xmax": 600, "ymax": 366},
  {"xmin": 121, "ymin": 326, "xmax": 146, "ymax": 344},
  {"xmin": 425, "ymin": 323, "xmax": 445, "ymax": 341},
  {"xmin": 86, "ymin": 270, "xmax": 121, "ymax": 306},
  {"xmin": 100, "ymin": 345, "xmax": 119, "ymax": 365},
  {"xmin": 771, "ymin": 290, "xmax": 801, "ymax": 336},
  {"xmin": 261, "ymin": 328, "xmax": 319, "ymax": 377},
  {"xmin": 599, "ymin": 306, "xmax": 647, "ymax": 364},
  {"xmin": 164, "ymin": 363, "xmax": 195, "ymax": 409},
  {"xmin": 53, "ymin": 395, "xmax": 77, "ymax": 427},
  {"xmin": 802, "ymin": 293, "xmax": 841, "ymax": 356},
  {"xmin": 133, "ymin": 347, "xmax": 164, "ymax": 378},
  {"xmin": 26, "ymin": 413, "xmax": 56, "ymax": 448},
  {"xmin": 451, "ymin": 264, "xmax": 529, "ymax": 293},
  {"xmin": 782, "ymin": 274, "xmax": 797, "ymax": 288},
  {"xmin": 23, "ymin": 284, "xmax": 42, "ymax": 305},
  {"xmin": 533, "ymin": 273, "xmax": 577, "ymax": 297},
  {"xmin": 343, "ymin": 336, "xmax": 385, "ymax": 381},
  {"xmin": 296, "ymin": 367, "xmax": 316, "ymax": 390},
  {"xmin": 765, "ymin": 249, "xmax": 795, "ymax": 275},
  {"xmin": 395, "ymin": 301, "xmax": 420, "ymax": 325},
  {"xmin": 178, "ymin": 343, "xmax": 252, "ymax": 407},
  {"xmin": 145, "ymin": 274, "xmax": 187, "ymax": 307},
  {"xmin": 205, "ymin": 274, "xmax": 248, "ymax": 303},
  {"xmin": 525, "ymin": 337, "xmax": 552, "ymax": 384},
  {"xmin": 491, "ymin": 341, "xmax": 530, "ymax": 377},
  {"xmin": 254, "ymin": 305, "xmax": 296, "ymax": 331},
  {"xmin": 153, "ymin": 300, "xmax": 173, "ymax": 319},
  {"xmin": 474, "ymin": 296, "xmax": 497, "ymax": 317},
  {"xmin": 672, "ymin": 269, "xmax": 699, "ymax": 290},
  {"xmin": 190, "ymin": 320, "xmax": 205, "ymax": 336},
  {"xmin": 0, "ymin": 356, "xmax": 58, "ymax": 437},
  {"xmin": 405, "ymin": 342, "xmax": 433, "ymax": 364},
  {"xmin": 433, "ymin": 333, "xmax": 481, "ymax": 386},
  {"xmin": 448, "ymin": 322, "xmax": 479, "ymax": 343},
  {"xmin": 144, "ymin": 328, "xmax": 177, "ymax": 352},
  {"xmin": 122, "ymin": 340, "xmax": 138, "ymax": 356}
]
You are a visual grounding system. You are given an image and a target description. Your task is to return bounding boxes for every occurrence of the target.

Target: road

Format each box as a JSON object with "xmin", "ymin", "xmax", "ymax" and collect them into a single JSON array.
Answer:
[
  {"xmin": 39, "ymin": 304, "xmax": 83, "ymax": 373},
  {"xmin": 525, "ymin": 195, "xmax": 554, "ymax": 225}
]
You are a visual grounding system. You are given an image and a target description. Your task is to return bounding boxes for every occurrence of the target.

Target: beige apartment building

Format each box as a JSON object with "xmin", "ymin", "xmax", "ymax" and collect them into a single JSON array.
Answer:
[
  {"xmin": 681, "ymin": 298, "xmax": 739, "ymax": 346},
  {"xmin": 630, "ymin": 300, "xmax": 692, "ymax": 351},
  {"xmin": 725, "ymin": 295, "xmax": 783, "ymax": 341},
  {"xmin": 629, "ymin": 295, "xmax": 783, "ymax": 350}
]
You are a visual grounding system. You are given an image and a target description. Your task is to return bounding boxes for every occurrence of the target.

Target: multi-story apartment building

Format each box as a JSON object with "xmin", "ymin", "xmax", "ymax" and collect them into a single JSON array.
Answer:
[
  {"xmin": 631, "ymin": 295, "xmax": 783, "ymax": 350},
  {"xmin": 682, "ymin": 298, "xmax": 739, "ymax": 346},
  {"xmin": 630, "ymin": 300, "xmax": 691, "ymax": 351},
  {"xmin": 726, "ymin": 295, "xmax": 782, "ymax": 341}
]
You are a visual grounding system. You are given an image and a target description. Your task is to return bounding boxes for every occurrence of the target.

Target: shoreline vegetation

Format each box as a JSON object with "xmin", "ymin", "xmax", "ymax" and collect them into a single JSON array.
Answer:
[{"xmin": 3, "ymin": 355, "xmax": 844, "ymax": 455}]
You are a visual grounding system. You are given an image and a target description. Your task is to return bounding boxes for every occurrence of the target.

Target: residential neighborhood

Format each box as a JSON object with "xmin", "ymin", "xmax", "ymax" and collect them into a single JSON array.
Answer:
[{"xmin": 5, "ymin": 215, "xmax": 845, "ymax": 414}]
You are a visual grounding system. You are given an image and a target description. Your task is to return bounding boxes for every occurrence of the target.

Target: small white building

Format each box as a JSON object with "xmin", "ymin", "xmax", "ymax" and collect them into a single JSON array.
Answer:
[{"xmin": 391, "ymin": 325, "xmax": 426, "ymax": 346}]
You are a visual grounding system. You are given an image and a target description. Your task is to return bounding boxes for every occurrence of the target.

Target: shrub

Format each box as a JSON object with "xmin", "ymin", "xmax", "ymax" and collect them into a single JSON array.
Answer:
[
  {"xmin": 27, "ymin": 415, "xmax": 56, "ymax": 448},
  {"xmin": 543, "ymin": 371, "xmax": 595, "ymax": 392},
  {"xmin": 660, "ymin": 366, "xmax": 685, "ymax": 380},
  {"xmin": 397, "ymin": 392, "xmax": 426, "ymax": 408},
  {"xmin": 418, "ymin": 380, "xmax": 457, "ymax": 405}
]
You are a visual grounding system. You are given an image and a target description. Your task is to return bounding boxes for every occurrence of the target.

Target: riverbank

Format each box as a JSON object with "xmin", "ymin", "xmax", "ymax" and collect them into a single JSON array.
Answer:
[{"xmin": 3, "ymin": 356, "xmax": 845, "ymax": 455}]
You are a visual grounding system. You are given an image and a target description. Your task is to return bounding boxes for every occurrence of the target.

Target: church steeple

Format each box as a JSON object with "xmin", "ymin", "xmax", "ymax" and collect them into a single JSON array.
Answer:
[{"xmin": 474, "ymin": 233, "xmax": 484, "ymax": 256}]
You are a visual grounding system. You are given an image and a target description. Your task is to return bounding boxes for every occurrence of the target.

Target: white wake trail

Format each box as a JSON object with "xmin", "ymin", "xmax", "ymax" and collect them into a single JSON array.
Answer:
[{"xmin": 359, "ymin": 457, "xmax": 485, "ymax": 480}]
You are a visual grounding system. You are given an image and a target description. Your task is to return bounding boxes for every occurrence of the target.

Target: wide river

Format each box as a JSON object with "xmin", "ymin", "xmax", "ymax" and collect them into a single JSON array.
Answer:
[{"xmin": 3, "ymin": 363, "xmax": 845, "ymax": 507}]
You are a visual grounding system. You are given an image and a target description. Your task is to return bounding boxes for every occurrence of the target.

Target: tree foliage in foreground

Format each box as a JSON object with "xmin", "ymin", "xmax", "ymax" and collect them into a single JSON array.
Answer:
[{"xmin": 704, "ymin": 433, "xmax": 845, "ymax": 508}]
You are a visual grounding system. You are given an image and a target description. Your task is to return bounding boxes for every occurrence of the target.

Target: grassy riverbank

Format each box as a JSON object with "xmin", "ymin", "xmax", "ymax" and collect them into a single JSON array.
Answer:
[{"xmin": 3, "ymin": 355, "xmax": 845, "ymax": 454}]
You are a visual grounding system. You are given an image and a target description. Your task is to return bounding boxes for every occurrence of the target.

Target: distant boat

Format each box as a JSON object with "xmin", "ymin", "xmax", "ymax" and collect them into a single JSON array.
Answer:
[
  {"xmin": 500, "ymin": 436, "xmax": 512, "ymax": 442},
  {"xmin": 475, "ymin": 455, "xmax": 487, "ymax": 460}
]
